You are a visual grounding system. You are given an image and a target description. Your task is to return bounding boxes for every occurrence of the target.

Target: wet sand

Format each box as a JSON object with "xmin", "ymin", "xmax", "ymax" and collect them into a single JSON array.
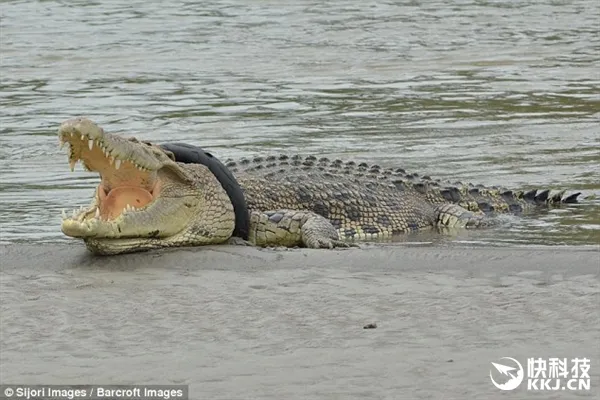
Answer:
[{"xmin": 1, "ymin": 243, "xmax": 598, "ymax": 399}]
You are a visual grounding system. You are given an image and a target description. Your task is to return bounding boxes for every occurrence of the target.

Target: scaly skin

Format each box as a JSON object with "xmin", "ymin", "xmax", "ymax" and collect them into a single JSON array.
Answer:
[
  {"xmin": 224, "ymin": 156, "xmax": 578, "ymax": 214},
  {"xmin": 57, "ymin": 118, "xmax": 580, "ymax": 255}
]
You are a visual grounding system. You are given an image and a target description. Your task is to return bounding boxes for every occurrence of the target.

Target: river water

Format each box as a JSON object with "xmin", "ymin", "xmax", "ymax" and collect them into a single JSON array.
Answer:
[{"xmin": 1, "ymin": 0, "xmax": 599, "ymax": 246}]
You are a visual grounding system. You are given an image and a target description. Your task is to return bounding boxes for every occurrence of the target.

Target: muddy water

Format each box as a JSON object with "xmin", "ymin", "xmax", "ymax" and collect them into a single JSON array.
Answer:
[{"xmin": 1, "ymin": 0, "xmax": 599, "ymax": 246}]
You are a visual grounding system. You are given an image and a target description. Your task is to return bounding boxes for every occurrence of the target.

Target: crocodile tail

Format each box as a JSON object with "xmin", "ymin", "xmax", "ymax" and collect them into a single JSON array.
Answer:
[
  {"xmin": 517, "ymin": 189, "xmax": 581, "ymax": 205},
  {"xmin": 404, "ymin": 181, "xmax": 581, "ymax": 214},
  {"xmin": 459, "ymin": 187, "xmax": 580, "ymax": 214}
]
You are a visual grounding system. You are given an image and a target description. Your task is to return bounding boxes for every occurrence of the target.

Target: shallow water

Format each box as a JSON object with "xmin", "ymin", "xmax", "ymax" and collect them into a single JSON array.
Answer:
[{"xmin": 0, "ymin": 0, "xmax": 599, "ymax": 246}]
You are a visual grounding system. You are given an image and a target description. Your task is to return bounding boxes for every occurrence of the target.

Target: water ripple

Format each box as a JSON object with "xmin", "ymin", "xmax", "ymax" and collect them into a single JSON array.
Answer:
[{"xmin": 0, "ymin": 0, "xmax": 598, "ymax": 245}]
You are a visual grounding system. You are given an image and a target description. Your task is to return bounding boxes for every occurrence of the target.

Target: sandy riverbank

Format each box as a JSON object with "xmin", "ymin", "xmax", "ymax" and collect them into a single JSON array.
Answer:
[{"xmin": 1, "ymin": 243, "xmax": 598, "ymax": 399}]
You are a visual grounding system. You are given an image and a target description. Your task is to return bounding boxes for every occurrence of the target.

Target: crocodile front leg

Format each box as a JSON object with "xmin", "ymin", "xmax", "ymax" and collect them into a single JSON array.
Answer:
[{"xmin": 248, "ymin": 209, "xmax": 352, "ymax": 248}]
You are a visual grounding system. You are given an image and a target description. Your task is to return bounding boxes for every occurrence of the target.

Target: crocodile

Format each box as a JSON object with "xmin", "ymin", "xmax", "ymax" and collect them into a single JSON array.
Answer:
[{"xmin": 58, "ymin": 117, "xmax": 580, "ymax": 255}]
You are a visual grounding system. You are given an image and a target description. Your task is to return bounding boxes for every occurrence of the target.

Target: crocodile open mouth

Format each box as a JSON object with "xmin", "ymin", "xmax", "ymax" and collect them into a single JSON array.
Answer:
[{"xmin": 58, "ymin": 125, "xmax": 162, "ymax": 222}]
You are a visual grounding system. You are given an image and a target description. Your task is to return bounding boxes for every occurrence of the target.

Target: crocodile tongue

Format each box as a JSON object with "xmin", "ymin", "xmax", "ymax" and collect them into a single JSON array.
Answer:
[{"xmin": 99, "ymin": 186, "xmax": 153, "ymax": 220}]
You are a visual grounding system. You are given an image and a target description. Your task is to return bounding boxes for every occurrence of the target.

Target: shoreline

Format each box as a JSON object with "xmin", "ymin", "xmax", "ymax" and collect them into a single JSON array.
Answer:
[
  {"xmin": 1, "ymin": 243, "xmax": 598, "ymax": 399},
  {"xmin": 2, "ymin": 242, "xmax": 598, "ymax": 274}
]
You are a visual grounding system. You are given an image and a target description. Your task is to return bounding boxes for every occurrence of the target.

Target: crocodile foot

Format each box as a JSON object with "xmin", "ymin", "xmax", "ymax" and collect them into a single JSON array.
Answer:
[
  {"xmin": 433, "ymin": 203, "xmax": 496, "ymax": 229},
  {"xmin": 300, "ymin": 213, "xmax": 356, "ymax": 249}
]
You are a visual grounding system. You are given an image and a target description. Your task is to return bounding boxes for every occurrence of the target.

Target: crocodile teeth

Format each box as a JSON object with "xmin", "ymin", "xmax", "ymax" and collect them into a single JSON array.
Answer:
[
  {"xmin": 81, "ymin": 134, "xmax": 85, "ymax": 140},
  {"xmin": 61, "ymin": 209, "xmax": 67, "ymax": 219},
  {"xmin": 109, "ymin": 156, "xmax": 115, "ymax": 165},
  {"xmin": 72, "ymin": 209, "xmax": 77, "ymax": 218},
  {"xmin": 88, "ymin": 139, "xmax": 94, "ymax": 150},
  {"xmin": 115, "ymin": 159, "xmax": 121, "ymax": 170},
  {"xmin": 95, "ymin": 208, "xmax": 100, "ymax": 218},
  {"xmin": 69, "ymin": 159, "xmax": 77, "ymax": 171}
]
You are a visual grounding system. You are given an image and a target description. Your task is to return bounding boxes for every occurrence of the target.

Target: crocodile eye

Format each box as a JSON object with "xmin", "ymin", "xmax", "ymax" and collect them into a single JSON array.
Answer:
[{"xmin": 163, "ymin": 150, "xmax": 176, "ymax": 161}]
